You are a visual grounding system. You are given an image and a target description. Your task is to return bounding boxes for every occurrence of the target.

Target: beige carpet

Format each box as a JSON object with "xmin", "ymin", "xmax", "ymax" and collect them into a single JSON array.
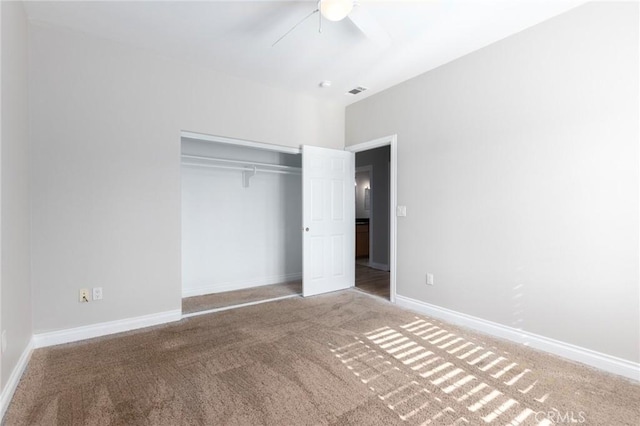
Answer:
[
  {"xmin": 182, "ymin": 281, "xmax": 301, "ymax": 314},
  {"xmin": 5, "ymin": 290, "xmax": 639, "ymax": 425}
]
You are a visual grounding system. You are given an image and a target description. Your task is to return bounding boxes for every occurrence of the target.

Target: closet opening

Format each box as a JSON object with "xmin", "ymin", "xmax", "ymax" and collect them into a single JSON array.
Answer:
[{"xmin": 181, "ymin": 134, "xmax": 302, "ymax": 316}]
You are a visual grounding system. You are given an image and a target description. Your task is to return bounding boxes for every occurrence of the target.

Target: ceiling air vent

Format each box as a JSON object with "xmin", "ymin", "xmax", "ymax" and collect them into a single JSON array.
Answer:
[{"xmin": 346, "ymin": 86, "xmax": 368, "ymax": 95}]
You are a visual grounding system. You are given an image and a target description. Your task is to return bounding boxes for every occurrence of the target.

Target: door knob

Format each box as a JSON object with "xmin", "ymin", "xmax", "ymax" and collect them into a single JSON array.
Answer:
[{"xmin": 305, "ymin": 227, "xmax": 309, "ymax": 232}]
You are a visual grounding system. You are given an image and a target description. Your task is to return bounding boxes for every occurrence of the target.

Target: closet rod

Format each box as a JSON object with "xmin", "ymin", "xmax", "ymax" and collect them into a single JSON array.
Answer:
[
  {"xmin": 181, "ymin": 162, "xmax": 301, "ymax": 175},
  {"xmin": 181, "ymin": 154, "xmax": 301, "ymax": 171}
]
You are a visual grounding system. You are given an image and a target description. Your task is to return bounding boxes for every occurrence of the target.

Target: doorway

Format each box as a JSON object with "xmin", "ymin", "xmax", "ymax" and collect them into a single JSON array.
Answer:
[
  {"xmin": 180, "ymin": 133, "xmax": 304, "ymax": 316},
  {"xmin": 347, "ymin": 135, "xmax": 397, "ymax": 302},
  {"xmin": 180, "ymin": 131, "xmax": 358, "ymax": 316}
]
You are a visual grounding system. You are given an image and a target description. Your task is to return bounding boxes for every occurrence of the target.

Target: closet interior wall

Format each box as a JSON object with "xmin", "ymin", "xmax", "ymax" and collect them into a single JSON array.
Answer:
[{"xmin": 181, "ymin": 138, "xmax": 302, "ymax": 297}]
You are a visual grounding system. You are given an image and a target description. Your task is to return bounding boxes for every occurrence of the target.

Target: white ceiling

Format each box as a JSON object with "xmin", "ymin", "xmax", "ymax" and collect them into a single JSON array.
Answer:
[{"xmin": 23, "ymin": 0, "xmax": 584, "ymax": 106}]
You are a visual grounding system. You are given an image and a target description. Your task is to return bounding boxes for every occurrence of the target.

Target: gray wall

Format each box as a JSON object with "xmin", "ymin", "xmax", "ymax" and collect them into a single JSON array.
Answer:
[
  {"xmin": 1, "ymin": 1, "xmax": 32, "ymax": 388},
  {"xmin": 29, "ymin": 23, "xmax": 344, "ymax": 334},
  {"xmin": 356, "ymin": 146, "xmax": 390, "ymax": 269},
  {"xmin": 346, "ymin": 3, "xmax": 639, "ymax": 362}
]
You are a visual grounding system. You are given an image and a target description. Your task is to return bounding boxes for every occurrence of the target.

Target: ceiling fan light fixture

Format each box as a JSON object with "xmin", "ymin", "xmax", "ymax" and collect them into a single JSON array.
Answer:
[{"xmin": 319, "ymin": 0, "xmax": 353, "ymax": 22}]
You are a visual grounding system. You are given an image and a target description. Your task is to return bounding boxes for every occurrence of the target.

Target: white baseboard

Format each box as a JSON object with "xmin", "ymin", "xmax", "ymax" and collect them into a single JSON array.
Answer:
[
  {"xmin": 1, "ymin": 337, "xmax": 34, "ymax": 421},
  {"xmin": 33, "ymin": 309, "xmax": 182, "ymax": 348},
  {"xmin": 395, "ymin": 295, "xmax": 640, "ymax": 381},
  {"xmin": 368, "ymin": 261, "xmax": 389, "ymax": 271},
  {"xmin": 182, "ymin": 272, "xmax": 302, "ymax": 298}
]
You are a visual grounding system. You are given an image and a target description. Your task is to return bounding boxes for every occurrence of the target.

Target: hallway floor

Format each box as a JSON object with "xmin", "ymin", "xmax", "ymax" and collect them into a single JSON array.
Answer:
[{"xmin": 355, "ymin": 260, "xmax": 390, "ymax": 300}]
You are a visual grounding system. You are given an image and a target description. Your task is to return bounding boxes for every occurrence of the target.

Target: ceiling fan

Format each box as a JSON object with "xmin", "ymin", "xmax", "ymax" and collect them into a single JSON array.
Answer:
[{"xmin": 272, "ymin": 0, "xmax": 391, "ymax": 47}]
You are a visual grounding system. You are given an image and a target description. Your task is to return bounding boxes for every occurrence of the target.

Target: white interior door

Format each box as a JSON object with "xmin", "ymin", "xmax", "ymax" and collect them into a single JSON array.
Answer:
[{"xmin": 302, "ymin": 145, "xmax": 355, "ymax": 297}]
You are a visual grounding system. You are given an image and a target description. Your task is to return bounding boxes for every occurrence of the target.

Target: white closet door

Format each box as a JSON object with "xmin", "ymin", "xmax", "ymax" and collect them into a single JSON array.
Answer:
[{"xmin": 302, "ymin": 145, "xmax": 355, "ymax": 297}]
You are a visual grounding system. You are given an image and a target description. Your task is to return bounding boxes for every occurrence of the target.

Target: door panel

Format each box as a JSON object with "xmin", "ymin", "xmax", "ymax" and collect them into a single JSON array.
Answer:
[{"xmin": 302, "ymin": 145, "xmax": 355, "ymax": 297}]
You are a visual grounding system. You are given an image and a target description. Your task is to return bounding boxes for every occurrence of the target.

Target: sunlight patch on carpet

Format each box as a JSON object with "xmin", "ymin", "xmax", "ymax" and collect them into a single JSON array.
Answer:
[{"xmin": 329, "ymin": 316, "xmax": 557, "ymax": 425}]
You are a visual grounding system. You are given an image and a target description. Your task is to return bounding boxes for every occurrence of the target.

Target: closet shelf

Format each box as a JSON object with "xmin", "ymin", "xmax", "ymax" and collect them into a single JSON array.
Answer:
[
  {"xmin": 181, "ymin": 154, "xmax": 301, "ymax": 172},
  {"xmin": 181, "ymin": 154, "xmax": 300, "ymax": 188}
]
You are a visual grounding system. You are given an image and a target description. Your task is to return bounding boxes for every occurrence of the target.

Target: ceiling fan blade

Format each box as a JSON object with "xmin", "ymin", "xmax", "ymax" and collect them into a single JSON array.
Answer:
[
  {"xmin": 347, "ymin": 4, "xmax": 391, "ymax": 47},
  {"xmin": 272, "ymin": 8, "xmax": 319, "ymax": 47}
]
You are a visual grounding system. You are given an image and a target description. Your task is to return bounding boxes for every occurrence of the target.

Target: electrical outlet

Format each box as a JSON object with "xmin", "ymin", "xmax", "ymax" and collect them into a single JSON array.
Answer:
[
  {"xmin": 93, "ymin": 287, "xmax": 103, "ymax": 301},
  {"xmin": 427, "ymin": 273, "xmax": 434, "ymax": 286},
  {"xmin": 1, "ymin": 330, "xmax": 7, "ymax": 354},
  {"xmin": 79, "ymin": 288, "xmax": 90, "ymax": 303}
]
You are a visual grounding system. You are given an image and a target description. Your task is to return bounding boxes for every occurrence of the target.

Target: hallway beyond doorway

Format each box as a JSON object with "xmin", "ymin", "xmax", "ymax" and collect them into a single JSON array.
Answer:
[{"xmin": 355, "ymin": 262, "xmax": 390, "ymax": 300}]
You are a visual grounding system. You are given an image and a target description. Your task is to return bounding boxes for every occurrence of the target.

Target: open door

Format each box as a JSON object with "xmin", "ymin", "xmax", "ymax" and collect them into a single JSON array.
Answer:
[{"xmin": 302, "ymin": 145, "xmax": 355, "ymax": 297}]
